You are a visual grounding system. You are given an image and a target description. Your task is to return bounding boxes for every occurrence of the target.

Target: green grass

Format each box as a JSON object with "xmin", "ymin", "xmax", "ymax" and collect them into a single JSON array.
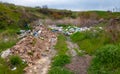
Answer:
[
  {"xmin": 79, "ymin": 11, "xmax": 120, "ymax": 20},
  {"xmin": 70, "ymin": 29, "xmax": 111, "ymax": 54},
  {"xmin": 88, "ymin": 44, "xmax": 120, "ymax": 74},
  {"xmin": 55, "ymin": 34, "xmax": 69, "ymax": 54},
  {"xmin": 0, "ymin": 2, "xmax": 40, "ymax": 30},
  {"xmin": 0, "ymin": 41, "xmax": 17, "ymax": 53},
  {"xmin": 70, "ymin": 27, "xmax": 120, "ymax": 74},
  {"xmin": 48, "ymin": 67, "xmax": 73, "ymax": 74},
  {"xmin": 10, "ymin": 55, "xmax": 23, "ymax": 66},
  {"xmin": 52, "ymin": 54, "xmax": 71, "ymax": 67},
  {"xmin": 74, "ymin": 48, "xmax": 84, "ymax": 56},
  {"xmin": 0, "ymin": 29, "xmax": 19, "ymax": 53},
  {"xmin": 0, "ymin": 55, "xmax": 27, "ymax": 74},
  {"xmin": 49, "ymin": 34, "xmax": 73, "ymax": 74}
]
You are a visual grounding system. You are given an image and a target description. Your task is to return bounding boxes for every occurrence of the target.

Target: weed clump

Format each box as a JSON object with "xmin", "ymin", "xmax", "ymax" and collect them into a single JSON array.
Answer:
[
  {"xmin": 52, "ymin": 54, "xmax": 71, "ymax": 67},
  {"xmin": 10, "ymin": 55, "xmax": 22, "ymax": 66},
  {"xmin": 48, "ymin": 67, "xmax": 73, "ymax": 74}
]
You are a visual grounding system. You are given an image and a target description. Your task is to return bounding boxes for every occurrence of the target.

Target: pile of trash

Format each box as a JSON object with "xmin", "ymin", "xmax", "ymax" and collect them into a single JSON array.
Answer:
[
  {"xmin": 10, "ymin": 36, "xmax": 41, "ymax": 65},
  {"xmin": 49, "ymin": 25, "xmax": 103, "ymax": 36},
  {"xmin": 12, "ymin": 25, "xmax": 57, "ymax": 64},
  {"xmin": 18, "ymin": 30, "xmax": 31, "ymax": 39},
  {"xmin": 63, "ymin": 26, "xmax": 91, "ymax": 35},
  {"xmin": 0, "ymin": 23, "xmax": 57, "ymax": 73}
]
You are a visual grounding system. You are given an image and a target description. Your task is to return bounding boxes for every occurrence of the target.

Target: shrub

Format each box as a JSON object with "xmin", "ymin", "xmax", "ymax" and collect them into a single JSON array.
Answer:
[
  {"xmin": 10, "ymin": 55, "xmax": 22, "ymax": 66},
  {"xmin": 52, "ymin": 54, "xmax": 71, "ymax": 67},
  {"xmin": 88, "ymin": 44, "xmax": 120, "ymax": 74}
]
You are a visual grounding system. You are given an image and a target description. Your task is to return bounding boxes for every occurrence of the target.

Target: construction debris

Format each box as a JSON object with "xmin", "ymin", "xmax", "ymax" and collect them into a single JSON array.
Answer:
[{"xmin": 8, "ymin": 23, "xmax": 57, "ymax": 74}]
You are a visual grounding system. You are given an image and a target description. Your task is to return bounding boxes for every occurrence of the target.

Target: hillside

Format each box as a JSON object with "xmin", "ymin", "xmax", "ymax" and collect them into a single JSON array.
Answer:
[
  {"xmin": 0, "ymin": 2, "xmax": 120, "ymax": 30},
  {"xmin": 0, "ymin": 2, "xmax": 120, "ymax": 74}
]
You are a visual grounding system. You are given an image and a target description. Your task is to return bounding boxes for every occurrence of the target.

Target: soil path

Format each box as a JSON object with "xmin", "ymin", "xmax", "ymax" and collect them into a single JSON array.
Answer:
[{"xmin": 65, "ymin": 37, "xmax": 92, "ymax": 74}]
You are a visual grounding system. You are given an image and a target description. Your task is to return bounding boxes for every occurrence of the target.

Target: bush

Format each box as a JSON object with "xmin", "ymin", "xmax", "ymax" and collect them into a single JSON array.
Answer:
[
  {"xmin": 88, "ymin": 44, "xmax": 120, "ymax": 74},
  {"xmin": 52, "ymin": 54, "xmax": 71, "ymax": 67},
  {"xmin": 10, "ymin": 55, "xmax": 22, "ymax": 66},
  {"xmin": 48, "ymin": 67, "xmax": 73, "ymax": 74},
  {"xmin": 95, "ymin": 45, "xmax": 120, "ymax": 66}
]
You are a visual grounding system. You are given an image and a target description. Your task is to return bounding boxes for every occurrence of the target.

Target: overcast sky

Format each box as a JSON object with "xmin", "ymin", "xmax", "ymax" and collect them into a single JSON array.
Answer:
[{"xmin": 0, "ymin": 0, "xmax": 120, "ymax": 11}]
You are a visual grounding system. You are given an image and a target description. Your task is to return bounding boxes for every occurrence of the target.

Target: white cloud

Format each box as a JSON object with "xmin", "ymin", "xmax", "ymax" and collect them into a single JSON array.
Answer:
[
  {"xmin": 1, "ymin": 0, "xmax": 73, "ymax": 6},
  {"xmin": 0, "ymin": 0, "xmax": 120, "ymax": 11}
]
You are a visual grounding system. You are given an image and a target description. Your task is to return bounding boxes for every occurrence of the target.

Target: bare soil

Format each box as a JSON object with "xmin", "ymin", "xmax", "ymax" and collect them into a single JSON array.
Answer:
[{"xmin": 65, "ymin": 55, "xmax": 92, "ymax": 74}]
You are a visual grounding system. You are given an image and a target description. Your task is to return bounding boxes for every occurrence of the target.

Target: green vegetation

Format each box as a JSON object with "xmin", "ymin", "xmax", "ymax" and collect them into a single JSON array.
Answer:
[
  {"xmin": 1, "ymin": 2, "xmax": 120, "ymax": 74},
  {"xmin": 0, "ymin": 40, "xmax": 17, "ymax": 53},
  {"xmin": 48, "ymin": 67, "xmax": 73, "ymax": 74},
  {"xmin": 0, "ymin": 55, "xmax": 27, "ymax": 74},
  {"xmin": 0, "ymin": 2, "xmax": 38, "ymax": 53},
  {"xmin": 0, "ymin": 29, "xmax": 19, "ymax": 52},
  {"xmin": 74, "ymin": 48, "xmax": 84, "ymax": 56},
  {"xmin": 79, "ymin": 11, "xmax": 120, "ymax": 20},
  {"xmin": 52, "ymin": 54, "xmax": 71, "ymax": 67},
  {"xmin": 88, "ymin": 44, "xmax": 120, "ymax": 74},
  {"xmin": 49, "ymin": 34, "xmax": 73, "ymax": 74},
  {"xmin": 10, "ymin": 55, "xmax": 23, "ymax": 66},
  {"xmin": 70, "ymin": 29, "xmax": 110, "ymax": 54},
  {"xmin": 70, "ymin": 26, "xmax": 120, "ymax": 74},
  {"xmin": 54, "ymin": 34, "xmax": 69, "ymax": 54}
]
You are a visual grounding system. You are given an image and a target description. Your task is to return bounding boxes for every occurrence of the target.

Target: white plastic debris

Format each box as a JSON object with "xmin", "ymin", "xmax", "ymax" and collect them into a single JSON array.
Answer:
[
  {"xmin": 1, "ymin": 49, "xmax": 11, "ymax": 58},
  {"xmin": 11, "ymin": 67, "xmax": 17, "ymax": 71}
]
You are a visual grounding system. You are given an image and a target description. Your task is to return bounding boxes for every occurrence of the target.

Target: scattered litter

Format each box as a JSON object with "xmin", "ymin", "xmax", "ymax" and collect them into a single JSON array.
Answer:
[{"xmin": 49, "ymin": 25, "xmax": 103, "ymax": 36}]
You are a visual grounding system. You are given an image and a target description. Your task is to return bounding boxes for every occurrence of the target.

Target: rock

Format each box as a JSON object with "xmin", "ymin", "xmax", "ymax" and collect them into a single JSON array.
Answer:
[{"xmin": 1, "ymin": 49, "xmax": 11, "ymax": 58}]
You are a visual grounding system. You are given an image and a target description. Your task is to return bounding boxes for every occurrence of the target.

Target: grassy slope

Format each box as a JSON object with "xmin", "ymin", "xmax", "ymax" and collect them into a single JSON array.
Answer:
[
  {"xmin": 1, "ymin": 2, "xmax": 120, "ymax": 74},
  {"xmin": 0, "ymin": 3, "xmax": 41, "ymax": 52},
  {"xmin": 79, "ymin": 11, "xmax": 120, "ymax": 19},
  {"xmin": 70, "ymin": 29, "xmax": 111, "ymax": 54}
]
